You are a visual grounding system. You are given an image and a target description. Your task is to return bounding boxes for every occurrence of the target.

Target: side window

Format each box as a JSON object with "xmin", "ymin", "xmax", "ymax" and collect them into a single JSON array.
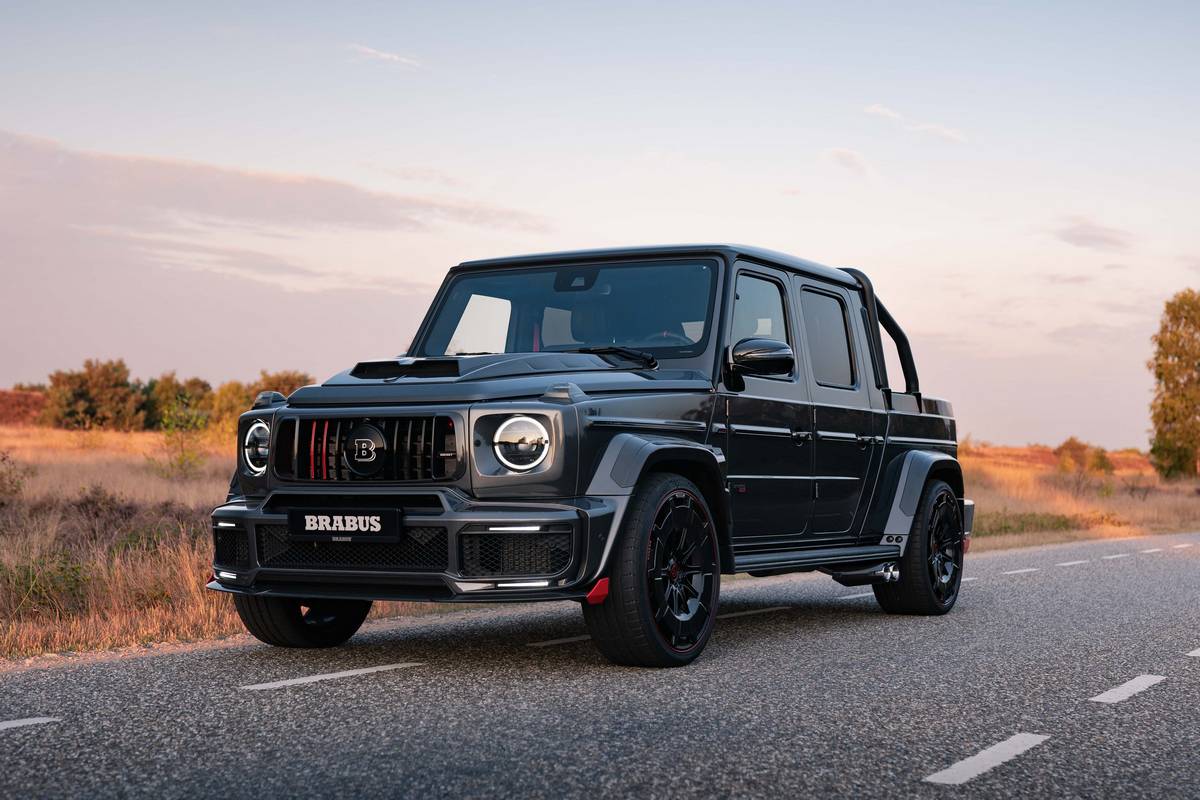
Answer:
[
  {"xmin": 446, "ymin": 294, "xmax": 511, "ymax": 355},
  {"xmin": 800, "ymin": 289, "xmax": 855, "ymax": 388},
  {"xmin": 731, "ymin": 273, "xmax": 789, "ymax": 346}
]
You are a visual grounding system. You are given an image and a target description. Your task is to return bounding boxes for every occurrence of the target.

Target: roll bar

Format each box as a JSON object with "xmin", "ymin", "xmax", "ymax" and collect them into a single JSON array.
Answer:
[{"xmin": 841, "ymin": 268, "xmax": 920, "ymax": 404}]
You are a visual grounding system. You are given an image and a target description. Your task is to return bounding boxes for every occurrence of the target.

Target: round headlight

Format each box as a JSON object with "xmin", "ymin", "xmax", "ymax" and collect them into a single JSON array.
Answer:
[
  {"xmin": 492, "ymin": 416, "xmax": 550, "ymax": 471},
  {"xmin": 243, "ymin": 420, "xmax": 271, "ymax": 476}
]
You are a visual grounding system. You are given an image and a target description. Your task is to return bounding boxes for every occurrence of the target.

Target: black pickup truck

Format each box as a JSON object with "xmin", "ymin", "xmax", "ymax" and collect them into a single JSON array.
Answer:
[{"xmin": 211, "ymin": 244, "xmax": 974, "ymax": 667}]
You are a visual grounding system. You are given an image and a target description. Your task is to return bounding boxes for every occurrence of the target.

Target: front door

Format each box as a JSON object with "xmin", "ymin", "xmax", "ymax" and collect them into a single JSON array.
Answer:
[
  {"xmin": 793, "ymin": 279, "xmax": 883, "ymax": 537},
  {"xmin": 721, "ymin": 266, "xmax": 814, "ymax": 552}
]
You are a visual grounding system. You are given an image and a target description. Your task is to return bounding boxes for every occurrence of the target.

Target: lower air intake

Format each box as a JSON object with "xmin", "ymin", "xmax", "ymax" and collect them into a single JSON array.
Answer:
[
  {"xmin": 255, "ymin": 525, "xmax": 448, "ymax": 571},
  {"xmin": 459, "ymin": 530, "xmax": 572, "ymax": 578},
  {"xmin": 213, "ymin": 527, "xmax": 250, "ymax": 569}
]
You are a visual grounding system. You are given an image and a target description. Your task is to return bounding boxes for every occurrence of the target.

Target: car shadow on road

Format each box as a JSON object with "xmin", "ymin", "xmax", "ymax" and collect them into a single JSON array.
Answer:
[{"xmin": 232, "ymin": 594, "xmax": 892, "ymax": 674}]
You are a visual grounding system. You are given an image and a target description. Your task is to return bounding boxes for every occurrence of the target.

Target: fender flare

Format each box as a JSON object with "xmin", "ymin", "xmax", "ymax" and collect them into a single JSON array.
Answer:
[
  {"xmin": 878, "ymin": 450, "xmax": 964, "ymax": 552},
  {"xmin": 585, "ymin": 433, "xmax": 732, "ymax": 576}
]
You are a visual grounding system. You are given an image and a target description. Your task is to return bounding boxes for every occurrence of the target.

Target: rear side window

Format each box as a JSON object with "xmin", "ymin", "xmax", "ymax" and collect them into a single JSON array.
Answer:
[
  {"xmin": 800, "ymin": 289, "xmax": 855, "ymax": 387},
  {"xmin": 731, "ymin": 274, "xmax": 788, "ymax": 344}
]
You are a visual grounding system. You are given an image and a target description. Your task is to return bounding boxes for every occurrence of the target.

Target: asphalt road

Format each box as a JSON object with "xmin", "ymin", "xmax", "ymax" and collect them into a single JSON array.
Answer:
[{"xmin": 3, "ymin": 532, "xmax": 1199, "ymax": 798}]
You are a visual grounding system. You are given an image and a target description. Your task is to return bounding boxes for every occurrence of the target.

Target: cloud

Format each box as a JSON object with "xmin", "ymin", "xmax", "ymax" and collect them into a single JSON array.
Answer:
[
  {"xmin": 1052, "ymin": 216, "xmax": 1134, "ymax": 252},
  {"xmin": 0, "ymin": 130, "xmax": 544, "ymax": 236},
  {"xmin": 347, "ymin": 43, "xmax": 422, "ymax": 68},
  {"xmin": 1180, "ymin": 256, "xmax": 1200, "ymax": 272},
  {"xmin": 0, "ymin": 128, "xmax": 548, "ymax": 305},
  {"xmin": 369, "ymin": 163, "xmax": 465, "ymax": 188},
  {"xmin": 863, "ymin": 104, "xmax": 968, "ymax": 144},
  {"xmin": 823, "ymin": 147, "xmax": 872, "ymax": 176},
  {"xmin": 905, "ymin": 122, "xmax": 968, "ymax": 143},
  {"xmin": 1103, "ymin": 263, "xmax": 1128, "ymax": 271},
  {"xmin": 863, "ymin": 103, "xmax": 903, "ymax": 120},
  {"xmin": 1045, "ymin": 273, "xmax": 1095, "ymax": 285}
]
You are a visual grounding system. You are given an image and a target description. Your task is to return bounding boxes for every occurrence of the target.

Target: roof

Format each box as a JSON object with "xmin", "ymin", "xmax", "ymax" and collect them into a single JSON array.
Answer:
[{"xmin": 455, "ymin": 243, "xmax": 858, "ymax": 287}]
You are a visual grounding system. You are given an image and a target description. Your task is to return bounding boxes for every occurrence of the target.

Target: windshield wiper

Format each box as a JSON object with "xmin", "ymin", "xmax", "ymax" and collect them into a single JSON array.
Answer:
[{"xmin": 569, "ymin": 346, "xmax": 658, "ymax": 369}]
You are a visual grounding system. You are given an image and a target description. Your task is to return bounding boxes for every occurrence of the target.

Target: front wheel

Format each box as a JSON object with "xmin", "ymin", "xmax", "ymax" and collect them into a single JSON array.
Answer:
[
  {"xmin": 874, "ymin": 479, "xmax": 964, "ymax": 615},
  {"xmin": 583, "ymin": 473, "xmax": 721, "ymax": 667},
  {"xmin": 233, "ymin": 595, "xmax": 372, "ymax": 647}
]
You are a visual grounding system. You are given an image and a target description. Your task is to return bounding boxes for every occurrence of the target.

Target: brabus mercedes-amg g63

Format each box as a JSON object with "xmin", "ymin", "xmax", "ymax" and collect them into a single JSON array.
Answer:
[{"xmin": 210, "ymin": 245, "xmax": 974, "ymax": 667}]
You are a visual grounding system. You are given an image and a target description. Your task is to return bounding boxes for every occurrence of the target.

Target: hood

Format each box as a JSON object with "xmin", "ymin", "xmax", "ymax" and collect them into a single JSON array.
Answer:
[{"xmin": 287, "ymin": 352, "xmax": 712, "ymax": 406}]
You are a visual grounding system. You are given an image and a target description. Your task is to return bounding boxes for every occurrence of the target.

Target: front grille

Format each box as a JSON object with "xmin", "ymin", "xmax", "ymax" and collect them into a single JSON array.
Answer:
[
  {"xmin": 459, "ymin": 529, "xmax": 572, "ymax": 578},
  {"xmin": 213, "ymin": 527, "xmax": 250, "ymax": 569},
  {"xmin": 273, "ymin": 416, "xmax": 459, "ymax": 483},
  {"xmin": 255, "ymin": 524, "xmax": 448, "ymax": 571}
]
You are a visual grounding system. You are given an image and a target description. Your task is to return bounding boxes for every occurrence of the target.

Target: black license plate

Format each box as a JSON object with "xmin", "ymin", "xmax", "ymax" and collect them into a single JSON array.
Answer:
[{"xmin": 287, "ymin": 508, "xmax": 402, "ymax": 543}]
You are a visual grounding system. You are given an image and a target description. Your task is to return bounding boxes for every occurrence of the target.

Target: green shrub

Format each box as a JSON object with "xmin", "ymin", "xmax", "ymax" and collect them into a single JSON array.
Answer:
[
  {"xmin": 0, "ymin": 450, "xmax": 28, "ymax": 507},
  {"xmin": 40, "ymin": 359, "xmax": 147, "ymax": 431}
]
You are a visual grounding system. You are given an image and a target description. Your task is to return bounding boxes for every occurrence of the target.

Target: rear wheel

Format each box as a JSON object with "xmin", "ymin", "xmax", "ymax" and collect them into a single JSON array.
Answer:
[
  {"xmin": 233, "ymin": 595, "xmax": 372, "ymax": 647},
  {"xmin": 583, "ymin": 473, "xmax": 720, "ymax": 667},
  {"xmin": 874, "ymin": 479, "xmax": 963, "ymax": 615}
]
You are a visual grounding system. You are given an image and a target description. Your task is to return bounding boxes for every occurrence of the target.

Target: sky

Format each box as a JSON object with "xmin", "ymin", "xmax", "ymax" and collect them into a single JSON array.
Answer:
[{"xmin": 1, "ymin": 1, "xmax": 1198, "ymax": 449}]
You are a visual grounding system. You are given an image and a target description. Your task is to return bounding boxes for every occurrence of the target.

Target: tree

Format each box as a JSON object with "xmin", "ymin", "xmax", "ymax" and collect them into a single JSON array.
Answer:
[
  {"xmin": 251, "ymin": 370, "xmax": 314, "ymax": 398},
  {"xmin": 143, "ymin": 372, "xmax": 212, "ymax": 429},
  {"xmin": 1149, "ymin": 289, "xmax": 1200, "ymax": 478},
  {"xmin": 40, "ymin": 359, "xmax": 146, "ymax": 431},
  {"xmin": 149, "ymin": 393, "xmax": 209, "ymax": 478},
  {"xmin": 205, "ymin": 370, "xmax": 314, "ymax": 438}
]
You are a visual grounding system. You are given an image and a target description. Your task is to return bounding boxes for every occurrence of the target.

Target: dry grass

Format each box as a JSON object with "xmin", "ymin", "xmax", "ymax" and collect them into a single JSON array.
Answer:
[
  {"xmin": 0, "ymin": 426, "xmax": 446, "ymax": 661},
  {"xmin": 2, "ymin": 426, "xmax": 1196, "ymax": 661},
  {"xmin": 963, "ymin": 443, "xmax": 1200, "ymax": 546}
]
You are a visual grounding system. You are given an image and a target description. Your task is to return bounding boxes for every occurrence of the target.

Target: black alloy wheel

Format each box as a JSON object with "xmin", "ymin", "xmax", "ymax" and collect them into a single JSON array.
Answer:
[
  {"xmin": 583, "ymin": 473, "xmax": 722, "ymax": 667},
  {"xmin": 926, "ymin": 488, "xmax": 964, "ymax": 606},
  {"xmin": 646, "ymin": 489, "xmax": 719, "ymax": 652},
  {"xmin": 874, "ymin": 479, "xmax": 964, "ymax": 615}
]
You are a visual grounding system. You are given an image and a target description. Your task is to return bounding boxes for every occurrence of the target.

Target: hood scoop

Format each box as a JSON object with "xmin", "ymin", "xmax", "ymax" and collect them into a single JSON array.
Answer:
[{"xmin": 350, "ymin": 358, "xmax": 460, "ymax": 380}]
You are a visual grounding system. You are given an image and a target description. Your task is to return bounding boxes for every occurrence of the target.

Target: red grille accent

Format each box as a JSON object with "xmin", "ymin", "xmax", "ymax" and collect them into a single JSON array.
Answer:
[
  {"xmin": 308, "ymin": 420, "xmax": 316, "ymax": 479},
  {"xmin": 321, "ymin": 420, "xmax": 329, "ymax": 480}
]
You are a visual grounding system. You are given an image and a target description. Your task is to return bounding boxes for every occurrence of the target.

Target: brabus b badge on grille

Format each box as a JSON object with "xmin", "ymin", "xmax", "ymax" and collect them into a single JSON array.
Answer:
[{"xmin": 344, "ymin": 423, "xmax": 387, "ymax": 476}]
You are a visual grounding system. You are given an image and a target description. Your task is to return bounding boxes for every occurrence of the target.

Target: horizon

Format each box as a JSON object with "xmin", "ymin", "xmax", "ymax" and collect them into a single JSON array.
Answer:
[{"xmin": 4, "ymin": 2, "xmax": 1198, "ymax": 449}]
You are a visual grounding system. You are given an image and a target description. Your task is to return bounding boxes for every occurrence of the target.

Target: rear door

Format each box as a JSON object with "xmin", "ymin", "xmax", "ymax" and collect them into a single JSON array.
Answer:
[
  {"xmin": 793, "ymin": 279, "xmax": 884, "ymax": 538},
  {"xmin": 721, "ymin": 265, "xmax": 814, "ymax": 550}
]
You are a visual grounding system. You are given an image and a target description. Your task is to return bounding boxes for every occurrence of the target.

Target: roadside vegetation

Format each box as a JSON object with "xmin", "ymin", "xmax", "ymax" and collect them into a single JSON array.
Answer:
[
  {"xmin": 4, "ymin": 298, "xmax": 1199, "ymax": 662},
  {"xmin": 2, "ymin": 423, "xmax": 1195, "ymax": 661},
  {"xmin": 0, "ymin": 426, "xmax": 450, "ymax": 660},
  {"xmin": 963, "ymin": 437, "xmax": 1195, "ymax": 551}
]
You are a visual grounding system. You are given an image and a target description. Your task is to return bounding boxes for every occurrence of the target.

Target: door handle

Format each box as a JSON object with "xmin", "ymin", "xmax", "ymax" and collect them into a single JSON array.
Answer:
[
  {"xmin": 791, "ymin": 430, "xmax": 813, "ymax": 444},
  {"xmin": 856, "ymin": 434, "xmax": 883, "ymax": 448}
]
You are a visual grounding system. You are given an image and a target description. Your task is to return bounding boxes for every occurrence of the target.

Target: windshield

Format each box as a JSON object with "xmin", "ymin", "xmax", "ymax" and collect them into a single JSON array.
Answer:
[{"xmin": 416, "ymin": 260, "xmax": 718, "ymax": 359}]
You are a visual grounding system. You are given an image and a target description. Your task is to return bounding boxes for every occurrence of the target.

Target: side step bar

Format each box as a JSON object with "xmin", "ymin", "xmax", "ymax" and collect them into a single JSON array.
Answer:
[{"xmin": 735, "ymin": 544, "xmax": 901, "ymax": 575}]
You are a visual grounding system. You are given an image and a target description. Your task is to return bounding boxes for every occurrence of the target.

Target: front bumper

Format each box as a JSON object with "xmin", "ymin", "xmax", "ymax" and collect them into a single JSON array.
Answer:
[{"xmin": 207, "ymin": 487, "xmax": 622, "ymax": 603}]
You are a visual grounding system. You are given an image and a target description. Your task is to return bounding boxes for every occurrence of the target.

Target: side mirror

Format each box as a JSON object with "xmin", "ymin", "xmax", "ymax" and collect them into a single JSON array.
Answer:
[
  {"xmin": 731, "ymin": 337, "xmax": 794, "ymax": 377},
  {"xmin": 252, "ymin": 390, "xmax": 287, "ymax": 409}
]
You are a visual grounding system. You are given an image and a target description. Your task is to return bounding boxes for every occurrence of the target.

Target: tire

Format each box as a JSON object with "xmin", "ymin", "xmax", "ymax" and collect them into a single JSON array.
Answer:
[
  {"xmin": 582, "ymin": 473, "xmax": 721, "ymax": 667},
  {"xmin": 874, "ymin": 479, "xmax": 964, "ymax": 615},
  {"xmin": 233, "ymin": 595, "xmax": 372, "ymax": 648}
]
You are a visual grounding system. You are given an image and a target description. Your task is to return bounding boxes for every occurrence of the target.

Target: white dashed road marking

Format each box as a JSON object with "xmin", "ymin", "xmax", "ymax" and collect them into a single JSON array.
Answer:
[
  {"xmin": 1102, "ymin": 554, "xmax": 1130, "ymax": 560},
  {"xmin": 1056, "ymin": 560, "xmax": 1089, "ymax": 567},
  {"xmin": 1089, "ymin": 674, "xmax": 1166, "ymax": 704},
  {"xmin": 1187, "ymin": 648, "xmax": 1200, "ymax": 658},
  {"xmin": 962, "ymin": 577, "xmax": 978, "ymax": 582},
  {"xmin": 528, "ymin": 634, "xmax": 591, "ymax": 648},
  {"xmin": 239, "ymin": 662, "xmax": 422, "ymax": 690},
  {"xmin": 923, "ymin": 733, "xmax": 1050, "ymax": 785},
  {"xmin": 1141, "ymin": 548, "xmax": 1163, "ymax": 553},
  {"xmin": 1002, "ymin": 568, "xmax": 1039, "ymax": 575},
  {"xmin": 1173, "ymin": 543, "xmax": 1193, "ymax": 549},
  {"xmin": 837, "ymin": 592, "xmax": 875, "ymax": 600},
  {"xmin": 719, "ymin": 606, "xmax": 789, "ymax": 619},
  {"xmin": 0, "ymin": 717, "xmax": 60, "ymax": 732}
]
